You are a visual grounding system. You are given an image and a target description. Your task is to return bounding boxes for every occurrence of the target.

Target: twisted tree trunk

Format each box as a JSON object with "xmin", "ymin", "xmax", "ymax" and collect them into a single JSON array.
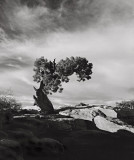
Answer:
[{"xmin": 33, "ymin": 81, "xmax": 54, "ymax": 114}]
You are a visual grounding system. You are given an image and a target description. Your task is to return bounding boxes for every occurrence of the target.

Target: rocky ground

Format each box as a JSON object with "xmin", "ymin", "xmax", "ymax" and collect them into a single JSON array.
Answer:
[{"xmin": 1, "ymin": 104, "xmax": 134, "ymax": 160}]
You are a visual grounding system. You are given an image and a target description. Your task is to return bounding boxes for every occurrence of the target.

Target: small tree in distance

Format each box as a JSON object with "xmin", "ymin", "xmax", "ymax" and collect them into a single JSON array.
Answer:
[{"xmin": 33, "ymin": 56, "xmax": 93, "ymax": 114}]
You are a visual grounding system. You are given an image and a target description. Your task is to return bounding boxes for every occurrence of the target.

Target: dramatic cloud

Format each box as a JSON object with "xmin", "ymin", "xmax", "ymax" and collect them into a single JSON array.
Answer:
[
  {"xmin": 0, "ymin": 55, "xmax": 33, "ymax": 72},
  {"xmin": 1, "ymin": 0, "xmax": 134, "ymax": 107},
  {"xmin": 1, "ymin": 0, "xmax": 134, "ymax": 39}
]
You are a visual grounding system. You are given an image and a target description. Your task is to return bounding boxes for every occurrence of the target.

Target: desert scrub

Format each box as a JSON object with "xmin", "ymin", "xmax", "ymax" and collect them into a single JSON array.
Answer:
[
  {"xmin": 14, "ymin": 117, "xmax": 46, "ymax": 134},
  {"xmin": 5, "ymin": 121, "xmax": 35, "ymax": 132},
  {"xmin": 7, "ymin": 130, "xmax": 35, "ymax": 143},
  {"xmin": 0, "ymin": 91, "xmax": 21, "ymax": 128},
  {"xmin": 16, "ymin": 117, "xmax": 44, "ymax": 126},
  {"xmin": 0, "ymin": 139, "xmax": 23, "ymax": 160},
  {"xmin": 116, "ymin": 100, "xmax": 134, "ymax": 110},
  {"xmin": 0, "ymin": 131, "xmax": 8, "ymax": 140}
]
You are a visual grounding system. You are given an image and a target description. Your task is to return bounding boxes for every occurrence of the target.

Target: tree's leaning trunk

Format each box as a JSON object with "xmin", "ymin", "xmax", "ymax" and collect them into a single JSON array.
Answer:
[{"xmin": 33, "ymin": 81, "xmax": 54, "ymax": 114}]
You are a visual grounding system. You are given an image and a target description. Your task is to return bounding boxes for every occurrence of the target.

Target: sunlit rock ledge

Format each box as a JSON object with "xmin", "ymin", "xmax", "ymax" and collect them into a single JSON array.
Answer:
[
  {"xmin": 94, "ymin": 116, "xmax": 134, "ymax": 133},
  {"xmin": 59, "ymin": 105, "xmax": 117, "ymax": 120},
  {"xmin": 59, "ymin": 104, "xmax": 134, "ymax": 133}
]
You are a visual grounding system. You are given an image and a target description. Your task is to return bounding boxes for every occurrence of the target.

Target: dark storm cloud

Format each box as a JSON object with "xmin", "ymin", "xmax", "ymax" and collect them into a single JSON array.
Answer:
[{"xmin": 0, "ymin": 0, "xmax": 134, "ymax": 40}]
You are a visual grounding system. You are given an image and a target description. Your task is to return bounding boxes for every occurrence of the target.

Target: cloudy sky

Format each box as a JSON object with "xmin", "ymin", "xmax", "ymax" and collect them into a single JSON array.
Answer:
[{"xmin": 0, "ymin": 0, "xmax": 134, "ymax": 108}]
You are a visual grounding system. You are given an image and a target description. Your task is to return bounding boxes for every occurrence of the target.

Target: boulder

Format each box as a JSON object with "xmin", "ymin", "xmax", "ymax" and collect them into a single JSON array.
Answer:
[
  {"xmin": 94, "ymin": 116, "xmax": 134, "ymax": 133},
  {"xmin": 99, "ymin": 108, "xmax": 117, "ymax": 118}
]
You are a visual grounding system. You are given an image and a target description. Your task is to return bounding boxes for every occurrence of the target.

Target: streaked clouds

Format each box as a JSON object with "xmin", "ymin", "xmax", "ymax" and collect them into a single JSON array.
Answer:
[{"xmin": 0, "ymin": 0, "xmax": 134, "ymax": 107}]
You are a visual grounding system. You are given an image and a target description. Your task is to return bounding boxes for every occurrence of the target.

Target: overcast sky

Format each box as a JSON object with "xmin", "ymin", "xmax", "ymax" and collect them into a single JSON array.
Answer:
[{"xmin": 0, "ymin": 0, "xmax": 134, "ymax": 108}]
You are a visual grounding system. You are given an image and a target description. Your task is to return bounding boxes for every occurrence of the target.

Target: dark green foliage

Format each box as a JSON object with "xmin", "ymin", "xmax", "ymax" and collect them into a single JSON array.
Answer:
[{"xmin": 33, "ymin": 56, "xmax": 93, "ymax": 95}]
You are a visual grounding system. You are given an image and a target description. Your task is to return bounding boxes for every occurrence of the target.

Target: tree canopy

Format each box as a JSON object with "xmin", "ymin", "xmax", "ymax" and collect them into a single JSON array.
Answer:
[{"xmin": 33, "ymin": 56, "xmax": 93, "ymax": 95}]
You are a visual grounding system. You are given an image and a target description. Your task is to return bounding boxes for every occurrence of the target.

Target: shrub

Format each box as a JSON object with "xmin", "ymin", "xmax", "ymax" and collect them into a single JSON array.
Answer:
[
  {"xmin": 7, "ymin": 130, "xmax": 34, "ymax": 142},
  {"xmin": 0, "ymin": 90, "xmax": 22, "ymax": 127},
  {"xmin": 0, "ymin": 146, "xmax": 20, "ymax": 160},
  {"xmin": 0, "ymin": 139, "xmax": 23, "ymax": 160},
  {"xmin": 18, "ymin": 109, "xmax": 40, "ymax": 115},
  {"xmin": 116, "ymin": 100, "xmax": 134, "ymax": 110},
  {"xmin": 39, "ymin": 138, "xmax": 65, "ymax": 155},
  {"xmin": 0, "ymin": 131, "xmax": 8, "ymax": 140},
  {"xmin": 0, "ymin": 95, "xmax": 21, "ymax": 113},
  {"xmin": 5, "ymin": 121, "xmax": 35, "ymax": 132}
]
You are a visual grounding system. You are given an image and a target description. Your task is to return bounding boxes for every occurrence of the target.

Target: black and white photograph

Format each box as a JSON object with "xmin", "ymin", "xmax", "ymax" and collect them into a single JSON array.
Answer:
[{"xmin": 0, "ymin": 0, "xmax": 134, "ymax": 160}]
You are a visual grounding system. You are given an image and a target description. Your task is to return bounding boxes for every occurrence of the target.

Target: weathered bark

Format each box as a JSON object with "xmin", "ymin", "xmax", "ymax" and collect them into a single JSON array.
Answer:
[{"xmin": 33, "ymin": 81, "xmax": 54, "ymax": 114}]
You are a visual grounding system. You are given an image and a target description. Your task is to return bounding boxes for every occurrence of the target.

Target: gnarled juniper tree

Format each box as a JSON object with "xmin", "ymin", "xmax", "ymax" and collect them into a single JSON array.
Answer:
[{"xmin": 33, "ymin": 56, "xmax": 93, "ymax": 114}]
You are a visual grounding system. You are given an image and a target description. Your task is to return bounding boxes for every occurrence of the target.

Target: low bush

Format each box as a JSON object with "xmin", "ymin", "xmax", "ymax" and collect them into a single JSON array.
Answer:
[
  {"xmin": 18, "ymin": 109, "xmax": 40, "ymax": 115},
  {"xmin": 0, "ymin": 95, "xmax": 21, "ymax": 113},
  {"xmin": 5, "ymin": 121, "xmax": 35, "ymax": 132},
  {"xmin": 0, "ymin": 131, "xmax": 8, "ymax": 140},
  {"xmin": 7, "ymin": 130, "xmax": 35, "ymax": 143},
  {"xmin": 116, "ymin": 100, "xmax": 134, "ymax": 110},
  {"xmin": 0, "ymin": 139, "xmax": 23, "ymax": 160},
  {"xmin": 0, "ymin": 91, "xmax": 22, "ymax": 127},
  {"xmin": 39, "ymin": 138, "xmax": 65, "ymax": 155},
  {"xmin": 0, "ymin": 145, "xmax": 21, "ymax": 160},
  {"xmin": 16, "ymin": 117, "xmax": 44, "ymax": 126}
]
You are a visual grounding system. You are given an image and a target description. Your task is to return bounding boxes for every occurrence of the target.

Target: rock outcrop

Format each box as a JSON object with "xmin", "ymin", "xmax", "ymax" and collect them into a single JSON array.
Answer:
[
  {"xmin": 94, "ymin": 116, "xmax": 134, "ymax": 133},
  {"xmin": 59, "ymin": 105, "xmax": 134, "ymax": 133}
]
